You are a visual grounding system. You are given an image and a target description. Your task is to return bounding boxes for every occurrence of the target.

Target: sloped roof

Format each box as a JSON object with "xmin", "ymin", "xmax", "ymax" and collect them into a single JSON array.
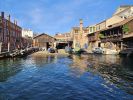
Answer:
[
  {"xmin": 113, "ymin": 5, "xmax": 133, "ymax": 15},
  {"xmin": 120, "ymin": 5, "xmax": 133, "ymax": 7},
  {"xmin": 33, "ymin": 33, "xmax": 55, "ymax": 39}
]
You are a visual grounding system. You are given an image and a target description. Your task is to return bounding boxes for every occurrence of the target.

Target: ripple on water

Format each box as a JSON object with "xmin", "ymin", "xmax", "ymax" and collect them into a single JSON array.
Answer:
[{"xmin": 0, "ymin": 55, "xmax": 133, "ymax": 100}]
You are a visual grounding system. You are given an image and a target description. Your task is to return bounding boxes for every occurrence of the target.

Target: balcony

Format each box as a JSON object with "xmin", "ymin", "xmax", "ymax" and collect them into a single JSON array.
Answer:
[
  {"xmin": 88, "ymin": 36, "xmax": 98, "ymax": 42},
  {"xmin": 101, "ymin": 36, "xmax": 122, "ymax": 42},
  {"xmin": 123, "ymin": 32, "xmax": 133, "ymax": 39}
]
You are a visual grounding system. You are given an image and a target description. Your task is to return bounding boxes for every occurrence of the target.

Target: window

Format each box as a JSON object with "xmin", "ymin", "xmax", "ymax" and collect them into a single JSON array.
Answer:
[
  {"xmin": 75, "ymin": 30, "xmax": 78, "ymax": 33},
  {"xmin": 90, "ymin": 27, "xmax": 92, "ymax": 32},
  {"xmin": 93, "ymin": 27, "xmax": 95, "ymax": 32},
  {"xmin": 99, "ymin": 25, "xmax": 100, "ymax": 30}
]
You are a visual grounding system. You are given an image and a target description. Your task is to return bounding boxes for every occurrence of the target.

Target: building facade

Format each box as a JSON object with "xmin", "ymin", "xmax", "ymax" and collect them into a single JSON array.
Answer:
[
  {"xmin": 87, "ymin": 24, "xmax": 96, "ymax": 34},
  {"xmin": 100, "ymin": 17, "xmax": 133, "ymax": 50},
  {"xmin": 96, "ymin": 21, "xmax": 106, "ymax": 32},
  {"xmin": 113, "ymin": 5, "xmax": 133, "ymax": 19},
  {"xmin": 54, "ymin": 33, "xmax": 73, "ymax": 49},
  {"xmin": 22, "ymin": 29, "xmax": 33, "ymax": 48},
  {"xmin": 0, "ymin": 12, "xmax": 22, "ymax": 52},
  {"xmin": 87, "ymin": 5, "xmax": 133, "ymax": 52},
  {"xmin": 33, "ymin": 33, "xmax": 55, "ymax": 50},
  {"xmin": 71, "ymin": 19, "xmax": 89, "ymax": 48},
  {"xmin": 22, "ymin": 29, "xmax": 33, "ymax": 38}
]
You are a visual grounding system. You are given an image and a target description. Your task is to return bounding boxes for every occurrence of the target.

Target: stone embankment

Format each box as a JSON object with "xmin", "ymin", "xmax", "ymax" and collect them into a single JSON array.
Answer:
[{"xmin": 32, "ymin": 49, "xmax": 69, "ymax": 57}]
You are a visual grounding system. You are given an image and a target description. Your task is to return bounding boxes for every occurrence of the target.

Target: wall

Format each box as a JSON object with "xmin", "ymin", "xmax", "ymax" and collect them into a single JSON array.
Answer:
[
  {"xmin": 0, "ymin": 13, "xmax": 22, "ymax": 52},
  {"xmin": 96, "ymin": 21, "xmax": 106, "ymax": 31},
  {"xmin": 106, "ymin": 15, "xmax": 124, "ymax": 28},
  {"xmin": 33, "ymin": 34, "xmax": 55, "ymax": 49}
]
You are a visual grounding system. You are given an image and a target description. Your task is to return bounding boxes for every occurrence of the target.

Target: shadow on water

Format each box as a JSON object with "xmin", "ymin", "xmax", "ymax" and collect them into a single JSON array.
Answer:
[
  {"xmin": 0, "ymin": 55, "xmax": 58, "ymax": 82},
  {"xmin": 0, "ymin": 58, "xmax": 23, "ymax": 82},
  {"xmin": 69, "ymin": 54, "xmax": 133, "ymax": 94}
]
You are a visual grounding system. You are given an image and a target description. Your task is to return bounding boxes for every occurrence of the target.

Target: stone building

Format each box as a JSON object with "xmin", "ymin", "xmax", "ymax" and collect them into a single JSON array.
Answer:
[
  {"xmin": 87, "ymin": 21, "xmax": 106, "ymax": 51},
  {"xmin": 87, "ymin": 5, "xmax": 133, "ymax": 51},
  {"xmin": 100, "ymin": 16, "xmax": 133, "ymax": 50},
  {"xmin": 33, "ymin": 33, "xmax": 55, "ymax": 50},
  {"xmin": 71, "ymin": 19, "xmax": 89, "ymax": 48},
  {"xmin": 0, "ymin": 12, "xmax": 22, "ymax": 53}
]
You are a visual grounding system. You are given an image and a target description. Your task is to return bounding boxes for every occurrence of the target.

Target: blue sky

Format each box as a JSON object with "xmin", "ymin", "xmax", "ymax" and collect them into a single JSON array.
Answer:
[{"xmin": 0, "ymin": 0, "xmax": 132, "ymax": 36}]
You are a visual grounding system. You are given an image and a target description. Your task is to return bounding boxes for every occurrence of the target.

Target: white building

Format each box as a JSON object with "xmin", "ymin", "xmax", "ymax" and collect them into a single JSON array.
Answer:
[
  {"xmin": 22, "ymin": 29, "xmax": 33, "ymax": 38},
  {"xmin": 90, "ymin": 5, "xmax": 133, "ymax": 30},
  {"xmin": 113, "ymin": 5, "xmax": 133, "ymax": 19}
]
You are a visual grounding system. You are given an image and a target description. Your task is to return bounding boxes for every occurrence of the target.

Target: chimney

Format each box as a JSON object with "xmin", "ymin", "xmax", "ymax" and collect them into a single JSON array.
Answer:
[
  {"xmin": 1, "ymin": 12, "xmax": 4, "ymax": 18},
  {"xmin": 16, "ymin": 20, "xmax": 17, "ymax": 26},
  {"xmin": 14, "ymin": 20, "xmax": 16, "ymax": 25},
  {"xmin": 79, "ymin": 19, "xmax": 83, "ymax": 34}
]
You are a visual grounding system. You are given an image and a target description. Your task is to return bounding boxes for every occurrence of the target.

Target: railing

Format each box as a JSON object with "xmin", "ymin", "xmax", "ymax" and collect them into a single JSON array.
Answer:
[
  {"xmin": 101, "ymin": 36, "xmax": 122, "ymax": 42},
  {"xmin": 123, "ymin": 32, "xmax": 133, "ymax": 39}
]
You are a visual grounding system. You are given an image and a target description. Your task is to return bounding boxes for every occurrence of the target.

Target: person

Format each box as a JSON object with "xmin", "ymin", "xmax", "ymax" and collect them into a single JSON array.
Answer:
[{"xmin": 48, "ymin": 47, "xmax": 51, "ymax": 53}]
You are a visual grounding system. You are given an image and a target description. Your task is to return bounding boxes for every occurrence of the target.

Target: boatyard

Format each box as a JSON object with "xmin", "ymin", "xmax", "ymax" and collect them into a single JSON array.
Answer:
[{"xmin": 0, "ymin": 1, "xmax": 133, "ymax": 100}]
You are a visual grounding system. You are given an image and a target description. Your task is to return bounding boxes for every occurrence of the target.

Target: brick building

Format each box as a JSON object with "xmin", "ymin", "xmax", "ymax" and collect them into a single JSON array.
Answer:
[{"xmin": 0, "ymin": 12, "xmax": 22, "ymax": 52}]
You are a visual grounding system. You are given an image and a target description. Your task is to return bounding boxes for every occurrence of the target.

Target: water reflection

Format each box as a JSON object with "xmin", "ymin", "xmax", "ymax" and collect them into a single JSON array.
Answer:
[
  {"xmin": 31, "ymin": 55, "xmax": 57, "ymax": 67},
  {"xmin": 0, "ymin": 58, "xmax": 23, "ymax": 82},
  {"xmin": 75, "ymin": 54, "xmax": 133, "ymax": 95},
  {"xmin": 0, "ymin": 54, "xmax": 132, "ymax": 99},
  {"xmin": 67, "ymin": 54, "xmax": 133, "ymax": 94},
  {"xmin": 69, "ymin": 55, "xmax": 89, "ymax": 76}
]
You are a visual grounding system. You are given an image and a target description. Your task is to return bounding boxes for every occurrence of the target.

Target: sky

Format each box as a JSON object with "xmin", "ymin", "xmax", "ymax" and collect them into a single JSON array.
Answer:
[{"xmin": 0, "ymin": 0, "xmax": 133, "ymax": 36}]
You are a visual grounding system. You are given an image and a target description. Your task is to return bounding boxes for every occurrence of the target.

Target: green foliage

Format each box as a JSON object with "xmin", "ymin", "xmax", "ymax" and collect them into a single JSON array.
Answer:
[
  {"xmin": 122, "ymin": 24, "xmax": 129, "ymax": 33},
  {"xmin": 99, "ymin": 33, "xmax": 105, "ymax": 38}
]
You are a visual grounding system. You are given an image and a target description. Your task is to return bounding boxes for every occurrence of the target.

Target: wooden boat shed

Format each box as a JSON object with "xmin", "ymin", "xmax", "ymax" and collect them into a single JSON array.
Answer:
[{"xmin": 33, "ymin": 33, "xmax": 56, "ymax": 50}]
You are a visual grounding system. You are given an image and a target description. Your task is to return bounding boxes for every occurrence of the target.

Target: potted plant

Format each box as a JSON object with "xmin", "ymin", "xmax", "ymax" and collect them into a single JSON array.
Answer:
[
  {"xmin": 99, "ymin": 33, "xmax": 105, "ymax": 39},
  {"xmin": 122, "ymin": 24, "xmax": 129, "ymax": 34}
]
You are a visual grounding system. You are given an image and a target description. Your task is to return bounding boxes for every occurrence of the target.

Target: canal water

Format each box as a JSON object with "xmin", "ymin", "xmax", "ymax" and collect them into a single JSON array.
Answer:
[{"xmin": 0, "ymin": 54, "xmax": 133, "ymax": 100}]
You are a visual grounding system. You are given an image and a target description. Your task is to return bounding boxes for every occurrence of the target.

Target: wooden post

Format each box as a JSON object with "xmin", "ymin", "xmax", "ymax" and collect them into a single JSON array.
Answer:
[
  {"xmin": 121, "ymin": 41, "xmax": 123, "ymax": 50},
  {"xmin": 7, "ymin": 15, "xmax": 11, "ymax": 52},
  {"xmin": 0, "ymin": 42, "xmax": 2, "ymax": 54}
]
